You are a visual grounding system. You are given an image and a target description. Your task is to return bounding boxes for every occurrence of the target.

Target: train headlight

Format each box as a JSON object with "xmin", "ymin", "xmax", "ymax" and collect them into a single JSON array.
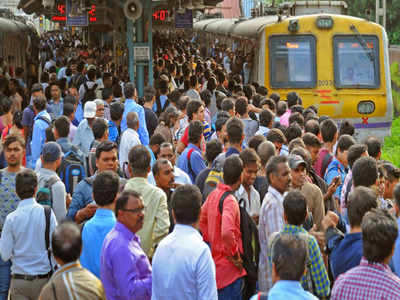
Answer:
[
  {"xmin": 358, "ymin": 101, "xmax": 375, "ymax": 114},
  {"xmin": 316, "ymin": 16, "xmax": 334, "ymax": 29}
]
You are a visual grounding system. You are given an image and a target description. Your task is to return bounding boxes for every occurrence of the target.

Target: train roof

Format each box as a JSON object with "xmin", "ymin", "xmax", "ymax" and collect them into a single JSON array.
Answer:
[
  {"xmin": 0, "ymin": 17, "xmax": 31, "ymax": 34},
  {"xmin": 194, "ymin": 14, "xmax": 380, "ymax": 39}
]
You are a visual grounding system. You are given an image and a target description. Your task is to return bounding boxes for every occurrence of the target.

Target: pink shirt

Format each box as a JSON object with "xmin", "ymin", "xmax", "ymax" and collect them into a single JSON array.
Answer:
[{"xmin": 279, "ymin": 109, "xmax": 291, "ymax": 127}]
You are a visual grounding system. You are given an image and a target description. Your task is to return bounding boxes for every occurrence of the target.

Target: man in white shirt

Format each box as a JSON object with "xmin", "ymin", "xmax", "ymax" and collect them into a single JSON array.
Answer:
[
  {"xmin": 236, "ymin": 149, "xmax": 261, "ymax": 223},
  {"xmin": 152, "ymin": 184, "xmax": 217, "ymax": 300},
  {"xmin": 119, "ymin": 111, "xmax": 141, "ymax": 172},
  {"xmin": 0, "ymin": 169, "xmax": 57, "ymax": 300}
]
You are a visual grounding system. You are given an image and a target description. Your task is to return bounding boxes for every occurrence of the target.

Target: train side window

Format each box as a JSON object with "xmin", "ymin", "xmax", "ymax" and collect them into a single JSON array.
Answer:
[
  {"xmin": 269, "ymin": 35, "xmax": 317, "ymax": 88},
  {"xmin": 333, "ymin": 35, "xmax": 380, "ymax": 88}
]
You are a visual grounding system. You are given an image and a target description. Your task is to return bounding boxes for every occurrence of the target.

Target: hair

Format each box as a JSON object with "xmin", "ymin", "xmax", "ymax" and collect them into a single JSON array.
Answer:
[
  {"xmin": 215, "ymin": 117, "xmax": 228, "ymax": 134},
  {"xmin": 126, "ymin": 111, "xmax": 139, "ymax": 129},
  {"xmin": 152, "ymin": 158, "xmax": 171, "ymax": 177},
  {"xmin": 33, "ymin": 96, "xmax": 47, "ymax": 111},
  {"xmin": 362, "ymin": 208, "xmax": 398, "ymax": 263},
  {"xmin": 16, "ymin": 169, "xmax": 38, "ymax": 199},
  {"xmin": 63, "ymin": 103, "xmax": 75, "ymax": 118},
  {"xmin": 276, "ymin": 101, "xmax": 287, "ymax": 116},
  {"xmin": 54, "ymin": 116, "xmax": 70, "ymax": 138},
  {"xmin": 339, "ymin": 120, "xmax": 355, "ymax": 136},
  {"xmin": 0, "ymin": 95, "xmax": 12, "ymax": 115},
  {"xmin": 352, "ymin": 156, "xmax": 378, "ymax": 187},
  {"xmin": 188, "ymin": 120, "xmax": 203, "ymax": 144},
  {"xmin": 124, "ymin": 82, "xmax": 136, "ymax": 98},
  {"xmin": 320, "ymin": 119, "xmax": 337, "ymax": 143},
  {"xmin": 87, "ymin": 68, "xmax": 96, "ymax": 81},
  {"xmin": 128, "ymin": 145, "xmax": 151, "ymax": 175},
  {"xmin": 226, "ymin": 117, "xmax": 244, "ymax": 144},
  {"xmin": 270, "ymin": 92, "xmax": 281, "ymax": 103},
  {"xmin": 93, "ymin": 171, "xmax": 120, "ymax": 206},
  {"xmin": 150, "ymin": 133, "xmax": 166, "ymax": 147},
  {"xmin": 336, "ymin": 134, "xmax": 356, "ymax": 153},
  {"xmin": 95, "ymin": 140, "xmax": 118, "ymax": 159},
  {"xmin": 283, "ymin": 190, "xmax": 307, "ymax": 226},
  {"xmin": 186, "ymin": 100, "xmax": 203, "ymax": 121},
  {"xmin": 102, "ymin": 87, "xmax": 113, "ymax": 100},
  {"xmin": 364, "ymin": 136, "xmax": 382, "ymax": 159},
  {"xmin": 304, "ymin": 119, "xmax": 320, "ymax": 136},
  {"xmin": 239, "ymin": 148, "xmax": 260, "ymax": 168},
  {"xmin": 259, "ymin": 109, "xmax": 274, "ymax": 128},
  {"xmin": 288, "ymin": 112, "xmax": 304, "ymax": 128},
  {"xmin": 266, "ymin": 128, "xmax": 286, "ymax": 144},
  {"xmin": 347, "ymin": 144, "xmax": 368, "ymax": 169},
  {"xmin": 248, "ymin": 135, "xmax": 266, "ymax": 152},
  {"xmin": 52, "ymin": 222, "xmax": 82, "ymax": 263},
  {"xmin": 92, "ymin": 118, "xmax": 108, "ymax": 140},
  {"xmin": 285, "ymin": 123, "xmax": 302, "ymax": 144},
  {"xmin": 272, "ymin": 234, "xmax": 308, "ymax": 281},
  {"xmin": 205, "ymin": 139, "xmax": 223, "ymax": 163},
  {"xmin": 302, "ymin": 132, "xmax": 321, "ymax": 148},
  {"xmin": 394, "ymin": 183, "xmax": 400, "ymax": 208},
  {"xmin": 257, "ymin": 141, "xmax": 276, "ymax": 167},
  {"xmin": 347, "ymin": 186, "xmax": 378, "ymax": 228},
  {"xmin": 287, "ymin": 91, "xmax": 299, "ymax": 107},
  {"xmin": 2, "ymin": 133, "xmax": 25, "ymax": 149},
  {"xmin": 223, "ymin": 154, "xmax": 243, "ymax": 185},
  {"xmin": 171, "ymin": 185, "xmax": 202, "ymax": 224},
  {"xmin": 266, "ymin": 155, "xmax": 288, "ymax": 182},
  {"xmin": 257, "ymin": 85, "xmax": 268, "ymax": 96},
  {"xmin": 115, "ymin": 190, "xmax": 141, "ymax": 218},
  {"xmin": 143, "ymin": 86, "xmax": 156, "ymax": 103},
  {"xmin": 235, "ymin": 97, "xmax": 248, "ymax": 116},
  {"xmin": 110, "ymin": 102, "xmax": 124, "ymax": 122},
  {"xmin": 221, "ymin": 98, "xmax": 234, "ymax": 112},
  {"xmin": 200, "ymin": 90, "xmax": 212, "ymax": 108},
  {"xmin": 383, "ymin": 163, "xmax": 400, "ymax": 184},
  {"xmin": 288, "ymin": 137, "xmax": 306, "ymax": 153}
]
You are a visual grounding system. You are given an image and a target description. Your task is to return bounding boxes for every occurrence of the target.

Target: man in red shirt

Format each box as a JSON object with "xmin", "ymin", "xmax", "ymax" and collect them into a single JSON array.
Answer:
[{"xmin": 200, "ymin": 154, "xmax": 246, "ymax": 300}]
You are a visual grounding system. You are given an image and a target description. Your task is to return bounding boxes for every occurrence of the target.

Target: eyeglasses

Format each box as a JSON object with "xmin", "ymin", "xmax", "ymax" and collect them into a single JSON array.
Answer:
[{"xmin": 121, "ymin": 207, "xmax": 145, "ymax": 214}]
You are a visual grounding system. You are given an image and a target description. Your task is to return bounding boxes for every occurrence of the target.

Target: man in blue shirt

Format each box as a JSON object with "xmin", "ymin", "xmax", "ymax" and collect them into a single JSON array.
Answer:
[
  {"xmin": 108, "ymin": 102, "xmax": 124, "ymax": 144},
  {"xmin": 80, "ymin": 171, "xmax": 119, "ymax": 278},
  {"xmin": 73, "ymin": 101, "xmax": 96, "ymax": 156},
  {"xmin": 325, "ymin": 186, "xmax": 377, "ymax": 280},
  {"xmin": 30, "ymin": 96, "xmax": 52, "ymax": 169},
  {"xmin": 177, "ymin": 121, "xmax": 206, "ymax": 183},
  {"xmin": 250, "ymin": 234, "xmax": 318, "ymax": 300},
  {"xmin": 324, "ymin": 134, "xmax": 355, "ymax": 203},
  {"xmin": 152, "ymin": 184, "xmax": 217, "ymax": 299},
  {"xmin": 120, "ymin": 83, "xmax": 149, "ymax": 145},
  {"xmin": 48, "ymin": 82, "xmax": 63, "ymax": 120}
]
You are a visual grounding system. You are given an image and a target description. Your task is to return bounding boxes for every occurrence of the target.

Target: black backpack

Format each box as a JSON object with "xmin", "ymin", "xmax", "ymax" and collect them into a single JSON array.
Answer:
[
  {"xmin": 58, "ymin": 147, "xmax": 85, "ymax": 194},
  {"xmin": 82, "ymin": 82, "xmax": 98, "ymax": 106},
  {"xmin": 219, "ymin": 191, "xmax": 260, "ymax": 300},
  {"xmin": 155, "ymin": 95, "xmax": 169, "ymax": 117},
  {"xmin": 36, "ymin": 176, "xmax": 60, "ymax": 207}
]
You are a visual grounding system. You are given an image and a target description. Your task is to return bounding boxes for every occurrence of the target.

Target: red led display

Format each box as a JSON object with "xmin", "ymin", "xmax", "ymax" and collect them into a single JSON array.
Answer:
[
  {"xmin": 153, "ymin": 9, "xmax": 169, "ymax": 21},
  {"xmin": 51, "ymin": 3, "xmax": 97, "ymax": 23}
]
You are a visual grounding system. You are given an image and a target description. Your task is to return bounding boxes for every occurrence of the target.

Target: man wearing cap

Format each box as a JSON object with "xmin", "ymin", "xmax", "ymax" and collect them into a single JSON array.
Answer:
[
  {"xmin": 73, "ymin": 101, "xmax": 96, "ymax": 156},
  {"xmin": 288, "ymin": 154, "xmax": 325, "ymax": 230},
  {"xmin": 37, "ymin": 142, "xmax": 67, "ymax": 222}
]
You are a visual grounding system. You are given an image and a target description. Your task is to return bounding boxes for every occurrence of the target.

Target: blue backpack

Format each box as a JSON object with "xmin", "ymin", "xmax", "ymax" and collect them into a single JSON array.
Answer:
[{"xmin": 58, "ymin": 147, "xmax": 85, "ymax": 194}]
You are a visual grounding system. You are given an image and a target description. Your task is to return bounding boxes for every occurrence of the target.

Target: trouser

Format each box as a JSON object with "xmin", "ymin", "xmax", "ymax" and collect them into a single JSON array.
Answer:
[
  {"xmin": 9, "ymin": 278, "xmax": 48, "ymax": 300},
  {"xmin": 0, "ymin": 257, "xmax": 11, "ymax": 300},
  {"xmin": 218, "ymin": 277, "xmax": 243, "ymax": 300}
]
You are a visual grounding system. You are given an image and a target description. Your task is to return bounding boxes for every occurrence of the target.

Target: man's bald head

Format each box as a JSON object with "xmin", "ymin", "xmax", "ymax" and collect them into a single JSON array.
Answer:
[{"xmin": 126, "ymin": 111, "xmax": 139, "ymax": 130}]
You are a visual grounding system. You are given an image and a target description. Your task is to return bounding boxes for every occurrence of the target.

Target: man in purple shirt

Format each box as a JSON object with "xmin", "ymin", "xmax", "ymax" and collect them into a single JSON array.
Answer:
[{"xmin": 100, "ymin": 190, "xmax": 152, "ymax": 300}]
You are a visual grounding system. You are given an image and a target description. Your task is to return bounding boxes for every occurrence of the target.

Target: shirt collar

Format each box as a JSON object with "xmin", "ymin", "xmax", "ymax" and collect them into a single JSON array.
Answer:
[
  {"xmin": 94, "ymin": 208, "xmax": 116, "ymax": 218},
  {"xmin": 115, "ymin": 221, "xmax": 139, "ymax": 242},
  {"xmin": 18, "ymin": 198, "xmax": 36, "ymax": 208},
  {"xmin": 359, "ymin": 257, "xmax": 391, "ymax": 272},
  {"xmin": 283, "ymin": 224, "xmax": 306, "ymax": 234},
  {"xmin": 226, "ymin": 147, "xmax": 240, "ymax": 157},
  {"xmin": 273, "ymin": 280, "xmax": 304, "ymax": 291},
  {"xmin": 53, "ymin": 261, "xmax": 81, "ymax": 277},
  {"xmin": 126, "ymin": 128, "xmax": 139, "ymax": 137},
  {"xmin": 188, "ymin": 143, "xmax": 201, "ymax": 152},
  {"xmin": 56, "ymin": 137, "xmax": 69, "ymax": 144},
  {"xmin": 268, "ymin": 186, "xmax": 285, "ymax": 202},
  {"xmin": 173, "ymin": 224, "xmax": 202, "ymax": 239}
]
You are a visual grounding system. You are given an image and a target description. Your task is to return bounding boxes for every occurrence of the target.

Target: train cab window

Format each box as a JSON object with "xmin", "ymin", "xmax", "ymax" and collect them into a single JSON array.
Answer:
[
  {"xmin": 334, "ymin": 35, "xmax": 380, "ymax": 88},
  {"xmin": 269, "ymin": 35, "xmax": 316, "ymax": 88}
]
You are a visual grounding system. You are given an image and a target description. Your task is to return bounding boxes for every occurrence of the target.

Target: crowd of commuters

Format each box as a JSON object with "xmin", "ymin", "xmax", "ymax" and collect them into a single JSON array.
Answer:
[{"xmin": 0, "ymin": 31, "xmax": 400, "ymax": 300}]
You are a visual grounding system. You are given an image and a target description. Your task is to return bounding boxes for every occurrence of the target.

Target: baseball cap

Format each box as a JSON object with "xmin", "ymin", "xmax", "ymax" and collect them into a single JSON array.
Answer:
[
  {"xmin": 87, "ymin": 64, "xmax": 96, "ymax": 71},
  {"xmin": 288, "ymin": 154, "xmax": 307, "ymax": 170},
  {"xmin": 84, "ymin": 101, "xmax": 97, "ymax": 118},
  {"xmin": 42, "ymin": 142, "xmax": 62, "ymax": 162}
]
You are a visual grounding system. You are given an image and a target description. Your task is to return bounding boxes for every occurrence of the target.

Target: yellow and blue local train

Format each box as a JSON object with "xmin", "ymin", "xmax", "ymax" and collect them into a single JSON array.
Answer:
[{"xmin": 194, "ymin": 14, "xmax": 393, "ymax": 141}]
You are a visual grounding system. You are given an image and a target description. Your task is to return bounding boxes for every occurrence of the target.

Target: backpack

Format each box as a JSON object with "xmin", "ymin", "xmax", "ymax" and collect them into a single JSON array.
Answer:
[
  {"xmin": 37, "ymin": 115, "xmax": 52, "ymax": 126},
  {"xmin": 58, "ymin": 147, "xmax": 85, "ymax": 194},
  {"xmin": 82, "ymin": 82, "xmax": 98, "ymax": 106},
  {"xmin": 155, "ymin": 96, "xmax": 170, "ymax": 117},
  {"xmin": 203, "ymin": 153, "xmax": 226, "ymax": 201},
  {"xmin": 219, "ymin": 191, "xmax": 260, "ymax": 299},
  {"xmin": 187, "ymin": 148, "xmax": 196, "ymax": 181},
  {"xmin": 36, "ymin": 176, "xmax": 60, "ymax": 207},
  {"xmin": 269, "ymin": 231, "xmax": 316, "ymax": 294}
]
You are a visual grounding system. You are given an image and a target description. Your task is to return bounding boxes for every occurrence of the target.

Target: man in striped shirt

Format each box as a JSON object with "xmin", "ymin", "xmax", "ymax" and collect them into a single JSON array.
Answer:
[{"xmin": 331, "ymin": 208, "xmax": 400, "ymax": 300}]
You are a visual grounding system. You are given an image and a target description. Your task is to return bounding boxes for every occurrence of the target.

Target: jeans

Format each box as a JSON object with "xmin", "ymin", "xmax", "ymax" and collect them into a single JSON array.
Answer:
[
  {"xmin": 218, "ymin": 277, "xmax": 243, "ymax": 300},
  {"xmin": 0, "ymin": 257, "xmax": 11, "ymax": 300}
]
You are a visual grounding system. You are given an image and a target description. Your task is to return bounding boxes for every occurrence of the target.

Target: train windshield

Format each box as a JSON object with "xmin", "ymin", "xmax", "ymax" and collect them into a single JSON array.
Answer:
[
  {"xmin": 269, "ymin": 35, "xmax": 316, "ymax": 88},
  {"xmin": 334, "ymin": 35, "xmax": 380, "ymax": 88}
]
